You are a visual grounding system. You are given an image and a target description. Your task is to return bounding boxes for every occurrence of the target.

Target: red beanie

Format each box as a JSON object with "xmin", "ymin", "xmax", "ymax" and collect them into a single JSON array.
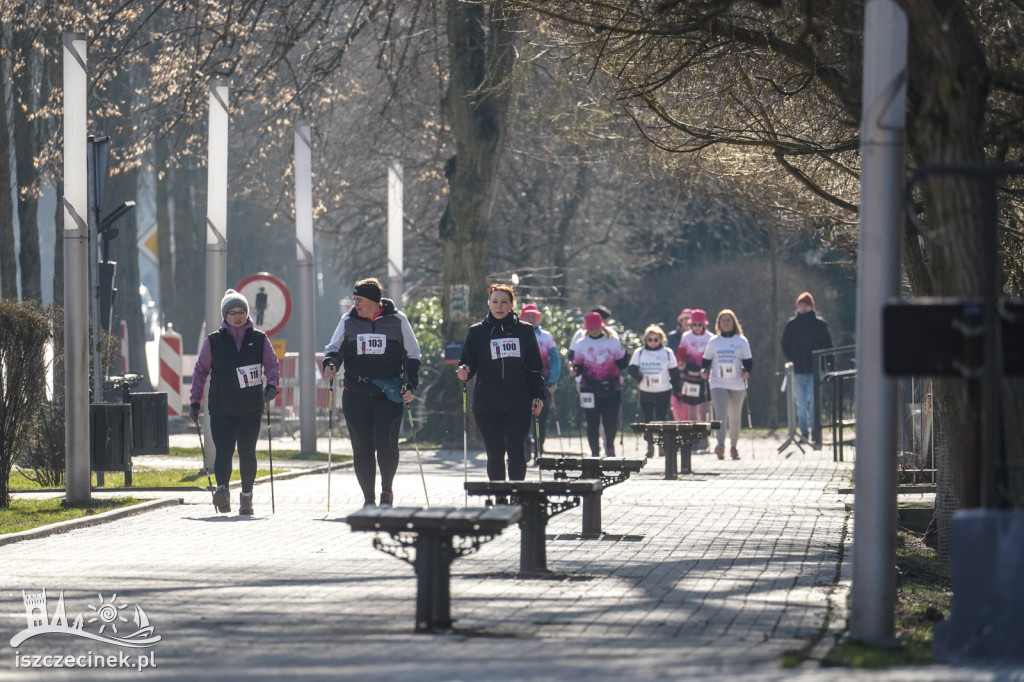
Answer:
[{"xmin": 796, "ymin": 292, "xmax": 814, "ymax": 308}]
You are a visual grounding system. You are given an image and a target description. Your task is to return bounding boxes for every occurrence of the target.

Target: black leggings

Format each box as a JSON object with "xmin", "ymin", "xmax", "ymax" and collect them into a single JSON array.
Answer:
[
  {"xmin": 584, "ymin": 391, "xmax": 621, "ymax": 457},
  {"xmin": 639, "ymin": 390, "xmax": 672, "ymax": 423},
  {"xmin": 475, "ymin": 409, "xmax": 531, "ymax": 481},
  {"xmin": 342, "ymin": 388, "xmax": 403, "ymax": 502},
  {"xmin": 210, "ymin": 413, "xmax": 263, "ymax": 491}
]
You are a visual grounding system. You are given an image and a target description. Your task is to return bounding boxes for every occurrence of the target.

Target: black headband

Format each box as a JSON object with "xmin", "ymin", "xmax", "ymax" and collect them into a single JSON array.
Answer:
[{"xmin": 353, "ymin": 283, "xmax": 381, "ymax": 303}]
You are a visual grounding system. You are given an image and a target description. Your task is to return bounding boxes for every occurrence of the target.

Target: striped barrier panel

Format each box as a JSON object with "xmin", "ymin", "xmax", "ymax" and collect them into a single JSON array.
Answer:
[{"xmin": 158, "ymin": 325, "xmax": 183, "ymax": 416}]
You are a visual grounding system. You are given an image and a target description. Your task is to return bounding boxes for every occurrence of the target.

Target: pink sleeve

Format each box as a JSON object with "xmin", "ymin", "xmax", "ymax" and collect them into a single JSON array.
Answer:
[
  {"xmin": 262, "ymin": 337, "xmax": 281, "ymax": 388},
  {"xmin": 189, "ymin": 340, "xmax": 212, "ymax": 404}
]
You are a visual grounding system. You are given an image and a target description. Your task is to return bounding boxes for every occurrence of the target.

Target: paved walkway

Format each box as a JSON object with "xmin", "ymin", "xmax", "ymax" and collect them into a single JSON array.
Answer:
[{"xmin": 0, "ymin": 434, "xmax": 1000, "ymax": 680}]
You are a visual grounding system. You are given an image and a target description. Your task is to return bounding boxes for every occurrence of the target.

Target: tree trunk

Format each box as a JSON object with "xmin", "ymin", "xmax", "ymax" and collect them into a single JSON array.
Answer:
[
  {"xmin": 902, "ymin": 0, "xmax": 994, "ymax": 555},
  {"xmin": 170, "ymin": 163, "xmax": 206, "ymax": 351},
  {"xmin": 0, "ymin": 46, "xmax": 18, "ymax": 300},
  {"xmin": 420, "ymin": 1, "xmax": 520, "ymax": 443},
  {"xmin": 551, "ymin": 163, "xmax": 587, "ymax": 304},
  {"xmin": 155, "ymin": 135, "xmax": 173, "ymax": 340},
  {"xmin": 14, "ymin": 25, "xmax": 41, "ymax": 304}
]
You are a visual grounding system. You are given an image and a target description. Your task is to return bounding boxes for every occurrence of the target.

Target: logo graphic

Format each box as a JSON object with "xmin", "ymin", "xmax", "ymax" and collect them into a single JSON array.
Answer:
[{"xmin": 10, "ymin": 590, "xmax": 161, "ymax": 648}]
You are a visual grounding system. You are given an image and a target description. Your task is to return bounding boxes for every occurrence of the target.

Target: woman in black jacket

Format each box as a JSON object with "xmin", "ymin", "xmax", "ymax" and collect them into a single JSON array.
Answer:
[{"xmin": 456, "ymin": 284, "xmax": 545, "ymax": 481}]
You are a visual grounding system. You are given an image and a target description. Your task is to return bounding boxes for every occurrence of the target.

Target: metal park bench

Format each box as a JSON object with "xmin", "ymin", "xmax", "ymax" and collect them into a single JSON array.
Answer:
[
  {"xmin": 346, "ymin": 505, "xmax": 521, "ymax": 632},
  {"xmin": 464, "ymin": 480, "xmax": 602, "ymax": 576},
  {"xmin": 535, "ymin": 456, "xmax": 647, "ymax": 538},
  {"xmin": 630, "ymin": 421, "xmax": 721, "ymax": 479}
]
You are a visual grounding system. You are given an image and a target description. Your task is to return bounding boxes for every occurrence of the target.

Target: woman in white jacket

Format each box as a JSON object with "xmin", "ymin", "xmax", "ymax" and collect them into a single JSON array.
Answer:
[{"xmin": 701, "ymin": 309, "xmax": 752, "ymax": 460}]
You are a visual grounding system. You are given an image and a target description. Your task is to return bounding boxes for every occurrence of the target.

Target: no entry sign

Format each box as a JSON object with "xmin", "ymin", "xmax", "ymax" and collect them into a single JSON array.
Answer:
[{"xmin": 237, "ymin": 272, "xmax": 291, "ymax": 337}]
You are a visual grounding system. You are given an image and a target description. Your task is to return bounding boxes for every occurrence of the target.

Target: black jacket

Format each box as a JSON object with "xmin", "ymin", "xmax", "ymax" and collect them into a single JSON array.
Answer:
[
  {"xmin": 460, "ymin": 312, "xmax": 545, "ymax": 412},
  {"xmin": 781, "ymin": 310, "xmax": 833, "ymax": 374}
]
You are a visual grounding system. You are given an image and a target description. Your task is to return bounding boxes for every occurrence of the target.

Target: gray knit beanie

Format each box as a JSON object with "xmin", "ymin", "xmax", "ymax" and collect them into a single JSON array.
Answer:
[{"xmin": 221, "ymin": 289, "xmax": 249, "ymax": 318}]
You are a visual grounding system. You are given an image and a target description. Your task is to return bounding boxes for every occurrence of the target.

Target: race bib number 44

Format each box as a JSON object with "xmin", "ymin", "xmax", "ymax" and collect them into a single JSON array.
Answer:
[
  {"xmin": 357, "ymin": 333, "xmax": 386, "ymax": 355},
  {"xmin": 236, "ymin": 363, "xmax": 262, "ymax": 389},
  {"xmin": 490, "ymin": 338, "xmax": 521, "ymax": 359},
  {"xmin": 719, "ymin": 364, "xmax": 737, "ymax": 378}
]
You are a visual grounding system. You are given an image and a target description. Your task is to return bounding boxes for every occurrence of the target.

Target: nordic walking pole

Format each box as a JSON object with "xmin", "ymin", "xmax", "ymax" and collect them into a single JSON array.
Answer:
[
  {"xmin": 533, "ymin": 401, "xmax": 542, "ymax": 481},
  {"xmin": 327, "ymin": 375, "xmax": 334, "ymax": 513},
  {"xmin": 265, "ymin": 400, "xmax": 276, "ymax": 513},
  {"xmin": 550, "ymin": 389, "xmax": 562, "ymax": 438},
  {"xmin": 194, "ymin": 414, "xmax": 215, "ymax": 510},
  {"xmin": 404, "ymin": 388, "xmax": 430, "ymax": 508},
  {"xmin": 461, "ymin": 371, "xmax": 469, "ymax": 507},
  {"xmin": 744, "ymin": 378, "xmax": 754, "ymax": 459}
]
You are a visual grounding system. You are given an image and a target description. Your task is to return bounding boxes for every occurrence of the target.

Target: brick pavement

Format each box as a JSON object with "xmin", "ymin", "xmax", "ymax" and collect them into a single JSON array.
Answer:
[{"xmin": 0, "ymin": 434, "xmax": 1003, "ymax": 681}]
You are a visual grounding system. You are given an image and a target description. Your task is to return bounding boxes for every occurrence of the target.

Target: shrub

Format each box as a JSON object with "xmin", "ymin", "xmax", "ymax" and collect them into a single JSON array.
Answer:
[{"xmin": 0, "ymin": 300, "xmax": 52, "ymax": 508}]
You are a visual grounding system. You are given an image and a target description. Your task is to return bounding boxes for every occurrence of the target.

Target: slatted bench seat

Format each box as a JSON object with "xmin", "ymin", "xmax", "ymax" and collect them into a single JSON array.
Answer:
[
  {"xmin": 464, "ymin": 479, "xmax": 601, "ymax": 576},
  {"xmin": 630, "ymin": 421, "xmax": 721, "ymax": 479},
  {"xmin": 346, "ymin": 505, "xmax": 521, "ymax": 632},
  {"xmin": 534, "ymin": 456, "xmax": 647, "ymax": 537}
]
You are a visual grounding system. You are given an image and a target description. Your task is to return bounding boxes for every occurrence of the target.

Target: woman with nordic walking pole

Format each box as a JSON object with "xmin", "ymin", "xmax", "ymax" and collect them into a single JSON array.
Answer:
[
  {"xmin": 456, "ymin": 284, "xmax": 545, "ymax": 485},
  {"xmin": 189, "ymin": 289, "xmax": 281, "ymax": 515},
  {"xmin": 323, "ymin": 278, "xmax": 421, "ymax": 507}
]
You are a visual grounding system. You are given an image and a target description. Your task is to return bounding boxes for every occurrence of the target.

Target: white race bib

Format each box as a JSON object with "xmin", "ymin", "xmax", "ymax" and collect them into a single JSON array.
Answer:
[
  {"xmin": 236, "ymin": 363, "xmax": 262, "ymax": 389},
  {"xmin": 580, "ymin": 392, "xmax": 595, "ymax": 409},
  {"xmin": 719, "ymin": 363, "xmax": 737, "ymax": 379},
  {"xmin": 645, "ymin": 375, "xmax": 662, "ymax": 389},
  {"xmin": 357, "ymin": 333, "xmax": 386, "ymax": 355},
  {"xmin": 490, "ymin": 338, "xmax": 521, "ymax": 360},
  {"xmin": 683, "ymin": 382, "xmax": 701, "ymax": 397}
]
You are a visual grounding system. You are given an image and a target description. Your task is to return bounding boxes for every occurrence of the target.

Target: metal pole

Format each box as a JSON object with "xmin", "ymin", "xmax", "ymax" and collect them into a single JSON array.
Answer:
[
  {"xmin": 387, "ymin": 159, "xmax": 403, "ymax": 304},
  {"xmin": 850, "ymin": 0, "xmax": 906, "ymax": 645},
  {"xmin": 202, "ymin": 79, "xmax": 229, "ymax": 470},
  {"xmin": 63, "ymin": 33, "xmax": 91, "ymax": 504},
  {"xmin": 294, "ymin": 121, "xmax": 317, "ymax": 455}
]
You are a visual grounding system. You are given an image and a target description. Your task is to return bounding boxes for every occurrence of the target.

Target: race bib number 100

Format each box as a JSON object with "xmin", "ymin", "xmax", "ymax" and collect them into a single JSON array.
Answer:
[
  {"xmin": 490, "ymin": 338, "xmax": 521, "ymax": 360},
  {"xmin": 236, "ymin": 363, "xmax": 262, "ymax": 389},
  {"xmin": 357, "ymin": 333, "xmax": 387, "ymax": 355}
]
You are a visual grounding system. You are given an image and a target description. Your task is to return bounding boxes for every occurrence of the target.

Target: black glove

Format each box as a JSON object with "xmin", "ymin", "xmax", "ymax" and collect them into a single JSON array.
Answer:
[
  {"xmin": 322, "ymin": 353, "xmax": 340, "ymax": 373},
  {"xmin": 263, "ymin": 385, "xmax": 278, "ymax": 402},
  {"xmin": 188, "ymin": 403, "xmax": 201, "ymax": 422}
]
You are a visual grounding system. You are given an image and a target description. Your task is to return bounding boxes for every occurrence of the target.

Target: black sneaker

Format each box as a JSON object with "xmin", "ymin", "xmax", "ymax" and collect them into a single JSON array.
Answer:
[
  {"xmin": 212, "ymin": 485, "xmax": 230, "ymax": 513},
  {"xmin": 379, "ymin": 490, "xmax": 394, "ymax": 507},
  {"xmin": 239, "ymin": 492, "xmax": 253, "ymax": 515}
]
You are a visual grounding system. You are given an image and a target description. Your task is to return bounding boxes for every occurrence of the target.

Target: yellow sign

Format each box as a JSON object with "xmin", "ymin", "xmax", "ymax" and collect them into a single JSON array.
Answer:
[
  {"xmin": 270, "ymin": 339, "xmax": 287, "ymax": 360},
  {"xmin": 138, "ymin": 224, "xmax": 159, "ymax": 263}
]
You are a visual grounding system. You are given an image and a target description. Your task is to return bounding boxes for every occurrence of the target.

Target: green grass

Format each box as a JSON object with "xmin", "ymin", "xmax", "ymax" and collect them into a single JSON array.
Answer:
[
  {"xmin": 820, "ymin": 530, "xmax": 951, "ymax": 668},
  {"xmin": 164, "ymin": 446, "xmax": 351, "ymax": 463},
  {"xmin": 8, "ymin": 467, "xmax": 280, "ymax": 490},
  {"xmin": 0, "ymin": 497, "xmax": 144, "ymax": 535}
]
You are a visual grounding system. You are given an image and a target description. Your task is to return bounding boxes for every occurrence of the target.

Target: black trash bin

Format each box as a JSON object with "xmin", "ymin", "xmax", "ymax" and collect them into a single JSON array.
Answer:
[
  {"xmin": 130, "ymin": 392, "xmax": 169, "ymax": 455},
  {"xmin": 91, "ymin": 403, "xmax": 133, "ymax": 486}
]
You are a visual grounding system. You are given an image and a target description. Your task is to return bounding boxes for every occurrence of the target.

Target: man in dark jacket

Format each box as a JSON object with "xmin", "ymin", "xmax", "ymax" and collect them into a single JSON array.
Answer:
[{"xmin": 781, "ymin": 292, "xmax": 833, "ymax": 445}]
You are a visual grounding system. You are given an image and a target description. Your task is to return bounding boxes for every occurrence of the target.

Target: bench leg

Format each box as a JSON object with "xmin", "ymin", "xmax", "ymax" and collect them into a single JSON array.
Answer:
[
  {"xmin": 519, "ymin": 496, "xmax": 549, "ymax": 576},
  {"xmin": 414, "ymin": 534, "xmax": 453, "ymax": 632},
  {"xmin": 581, "ymin": 491, "xmax": 602, "ymax": 538},
  {"xmin": 664, "ymin": 438, "xmax": 678, "ymax": 480},
  {"xmin": 679, "ymin": 441, "xmax": 693, "ymax": 474}
]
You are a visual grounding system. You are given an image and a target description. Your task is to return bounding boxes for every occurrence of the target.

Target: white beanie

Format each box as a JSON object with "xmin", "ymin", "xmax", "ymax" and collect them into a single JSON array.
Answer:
[{"xmin": 221, "ymin": 289, "xmax": 249, "ymax": 318}]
